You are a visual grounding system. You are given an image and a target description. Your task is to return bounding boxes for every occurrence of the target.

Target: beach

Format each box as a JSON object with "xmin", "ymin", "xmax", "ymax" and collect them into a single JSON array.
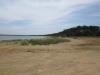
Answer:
[{"xmin": 0, "ymin": 37, "xmax": 100, "ymax": 75}]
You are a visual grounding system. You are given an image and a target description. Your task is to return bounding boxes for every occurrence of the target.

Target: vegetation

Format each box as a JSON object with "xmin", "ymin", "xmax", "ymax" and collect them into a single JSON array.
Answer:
[
  {"xmin": 0, "ymin": 37, "xmax": 68, "ymax": 45},
  {"xmin": 50, "ymin": 26, "xmax": 100, "ymax": 37},
  {"xmin": 20, "ymin": 37, "xmax": 69, "ymax": 45}
]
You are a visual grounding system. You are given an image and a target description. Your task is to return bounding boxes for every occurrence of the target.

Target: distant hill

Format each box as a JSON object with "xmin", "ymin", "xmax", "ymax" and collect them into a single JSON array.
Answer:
[{"xmin": 49, "ymin": 26, "xmax": 100, "ymax": 37}]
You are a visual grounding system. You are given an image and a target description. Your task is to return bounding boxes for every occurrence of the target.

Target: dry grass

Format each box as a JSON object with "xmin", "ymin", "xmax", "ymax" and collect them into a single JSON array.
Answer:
[{"xmin": 78, "ymin": 38, "xmax": 100, "ymax": 46}]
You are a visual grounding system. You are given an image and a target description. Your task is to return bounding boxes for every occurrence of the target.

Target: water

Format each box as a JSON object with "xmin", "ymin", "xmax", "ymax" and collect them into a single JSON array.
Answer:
[{"xmin": 0, "ymin": 35, "xmax": 48, "ymax": 41}]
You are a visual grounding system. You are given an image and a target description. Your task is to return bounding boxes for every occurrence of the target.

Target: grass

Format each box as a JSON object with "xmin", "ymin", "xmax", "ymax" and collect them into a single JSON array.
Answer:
[
  {"xmin": 19, "ymin": 37, "xmax": 69, "ymax": 45},
  {"xmin": 0, "ymin": 37, "xmax": 70, "ymax": 46}
]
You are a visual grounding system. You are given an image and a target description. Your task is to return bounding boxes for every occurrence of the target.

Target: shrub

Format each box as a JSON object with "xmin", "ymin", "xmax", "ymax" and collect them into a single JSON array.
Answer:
[{"xmin": 20, "ymin": 40, "xmax": 29, "ymax": 45}]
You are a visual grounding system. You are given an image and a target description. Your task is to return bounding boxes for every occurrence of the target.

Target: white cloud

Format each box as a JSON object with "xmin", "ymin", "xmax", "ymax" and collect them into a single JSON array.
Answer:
[
  {"xmin": 0, "ymin": 0, "xmax": 99, "ymax": 34},
  {"xmin": 0, "ymin": 0, "xmax": 96, "ymax": 25}
]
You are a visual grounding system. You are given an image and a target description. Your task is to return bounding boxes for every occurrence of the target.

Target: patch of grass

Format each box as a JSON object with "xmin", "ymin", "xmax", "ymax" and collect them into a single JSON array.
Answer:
[
  {"xmin": 0, "ymin": 37, "xmax": 70, "ymax": 46},
  {"xmin": 18, "ymin": 37, "xmax": 69, "ymax": 45},
  {"xmin": 20, "ymin": 40, "xmax": 29, "ymax": 45}
]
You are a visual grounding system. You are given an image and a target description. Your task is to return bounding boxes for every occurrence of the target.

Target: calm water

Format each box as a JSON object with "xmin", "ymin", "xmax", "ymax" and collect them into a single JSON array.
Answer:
[{"xmin": 0, "ymin": 36, "xmax": 48, "ymax": 41}]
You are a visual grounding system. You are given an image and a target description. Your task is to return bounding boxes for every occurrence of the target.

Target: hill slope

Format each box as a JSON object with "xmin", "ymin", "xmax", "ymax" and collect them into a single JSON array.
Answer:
[{"xmin": 50, "ymin": 26, "xmax": 100, "ymax": 36}]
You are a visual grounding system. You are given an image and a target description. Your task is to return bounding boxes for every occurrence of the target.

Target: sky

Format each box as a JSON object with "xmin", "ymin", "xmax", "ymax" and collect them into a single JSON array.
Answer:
[{"xmin": 0, "ymin": 0, "xmax": 100, "ymax": 35}]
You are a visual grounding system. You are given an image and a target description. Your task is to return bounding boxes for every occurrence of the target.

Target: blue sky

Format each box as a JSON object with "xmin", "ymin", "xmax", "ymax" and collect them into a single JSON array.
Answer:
[{"xmin": 0, "ymin": 0, "xmax": 100, "ymax": 35}]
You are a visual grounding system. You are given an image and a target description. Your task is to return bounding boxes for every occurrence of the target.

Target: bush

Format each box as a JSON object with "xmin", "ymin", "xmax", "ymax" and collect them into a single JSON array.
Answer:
[{"xmin": 20, "ymin": 40, "xmax": 29, "ymax": 45}]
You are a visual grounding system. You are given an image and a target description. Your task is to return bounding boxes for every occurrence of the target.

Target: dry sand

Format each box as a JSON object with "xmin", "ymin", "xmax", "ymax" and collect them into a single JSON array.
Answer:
[{"xmin": 0, "ymin": 37, "xmax": 100, "ymax": 75}]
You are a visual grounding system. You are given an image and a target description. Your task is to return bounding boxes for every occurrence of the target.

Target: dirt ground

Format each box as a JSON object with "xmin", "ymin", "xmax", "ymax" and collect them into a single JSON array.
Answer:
[{"xmin": 0, "ymin": 37, "xmax": 100, "ymax": 75}]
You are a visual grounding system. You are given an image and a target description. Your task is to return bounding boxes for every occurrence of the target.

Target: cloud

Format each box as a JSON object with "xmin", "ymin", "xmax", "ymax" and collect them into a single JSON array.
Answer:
[
  {"xmin": 0, "ymin": 0, "xmax": 96, "ymax": 24},
  {"xmin": 0, "ymin": 0, "xmax": 99, "ymax": 34},
  {"xmin": 59, "ymin": 1, "xmax": 100, "ymax": 25}
]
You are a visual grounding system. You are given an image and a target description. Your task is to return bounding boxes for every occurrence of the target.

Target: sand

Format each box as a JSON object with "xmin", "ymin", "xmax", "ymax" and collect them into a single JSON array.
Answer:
[{"xmin": 0, "ymin": 37, "xmax": 100, "ymax": 75}]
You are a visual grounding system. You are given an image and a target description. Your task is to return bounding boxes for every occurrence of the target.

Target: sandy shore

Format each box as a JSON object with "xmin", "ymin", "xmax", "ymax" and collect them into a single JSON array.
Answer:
[{"xmin": 0, "ymin": 37, "xmax": 100, "ymax": 75}]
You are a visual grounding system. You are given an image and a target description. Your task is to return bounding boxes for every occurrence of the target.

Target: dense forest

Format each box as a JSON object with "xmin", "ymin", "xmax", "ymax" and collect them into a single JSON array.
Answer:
[{"xmin": 50, "ymin": 26, "xmax": 100, "ymax": 36}]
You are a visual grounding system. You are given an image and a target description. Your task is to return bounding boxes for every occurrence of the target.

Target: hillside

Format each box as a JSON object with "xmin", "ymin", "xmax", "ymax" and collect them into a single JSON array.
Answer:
[{"xmin": 50, "ymin": 26, "xmax": 100, "ymax": 36}]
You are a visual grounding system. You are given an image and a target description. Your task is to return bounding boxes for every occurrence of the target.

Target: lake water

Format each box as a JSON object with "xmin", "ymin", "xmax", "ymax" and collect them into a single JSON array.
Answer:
[{"xmin": 0, "ymin": 36, "xmax": 48, "ymax": 41}]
